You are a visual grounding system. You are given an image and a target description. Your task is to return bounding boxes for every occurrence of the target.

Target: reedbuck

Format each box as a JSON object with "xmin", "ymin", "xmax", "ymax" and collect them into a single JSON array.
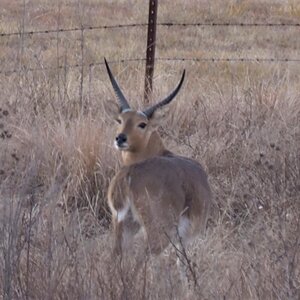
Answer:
[{"xmin": 104, "ymin": 59, "xmax": 211, "ymax": 258}]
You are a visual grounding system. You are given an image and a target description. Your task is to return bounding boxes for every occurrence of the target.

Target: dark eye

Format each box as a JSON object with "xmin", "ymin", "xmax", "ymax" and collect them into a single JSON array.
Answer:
[
  {"xmin": 116, "ymin": 119, "xmax": 121, "ymax": 124},
  {"xmin": 138, "ymin": 122, "xmax": 147, "ymax": 129}
]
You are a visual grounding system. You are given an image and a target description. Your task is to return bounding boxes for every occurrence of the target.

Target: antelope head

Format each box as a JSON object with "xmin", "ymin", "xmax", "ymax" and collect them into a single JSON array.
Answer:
[{"xmin": 104, "ymin": 58, "xmax": 185, "ymax": 165}]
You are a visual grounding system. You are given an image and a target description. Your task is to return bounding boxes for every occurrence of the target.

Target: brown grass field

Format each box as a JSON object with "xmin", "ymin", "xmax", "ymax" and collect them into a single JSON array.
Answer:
[{"xmin": 0, "ymin": 0, "xmax": 300, "ymax": 299}]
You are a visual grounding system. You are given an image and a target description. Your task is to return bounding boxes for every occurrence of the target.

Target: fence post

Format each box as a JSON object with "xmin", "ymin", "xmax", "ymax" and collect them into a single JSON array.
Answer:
[{"xmin": 144, "ymin": 0, "xmax": 158, "ymax": 104}]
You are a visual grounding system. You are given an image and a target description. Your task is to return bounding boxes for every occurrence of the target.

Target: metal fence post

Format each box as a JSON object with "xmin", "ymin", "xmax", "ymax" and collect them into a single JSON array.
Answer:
[{"xmin": 144, "ymin": 0, "xmax": 158, "ymax": 104}]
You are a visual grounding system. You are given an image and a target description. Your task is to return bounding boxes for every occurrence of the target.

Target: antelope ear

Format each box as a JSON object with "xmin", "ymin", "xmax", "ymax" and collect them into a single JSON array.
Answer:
[
  {"xmin": 103, "ymin": 100, "xmax": 120, "ymax": 120},
  {"xmin": 150, "ymin": 106, "xmax": 172, "ymax": 128}
]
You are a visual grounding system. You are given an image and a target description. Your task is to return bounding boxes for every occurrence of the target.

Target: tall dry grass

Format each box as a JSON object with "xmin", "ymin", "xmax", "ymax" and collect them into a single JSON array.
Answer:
[{"xmin": 1, "ymin": 0, "xmax": 300, "ymax": 299}]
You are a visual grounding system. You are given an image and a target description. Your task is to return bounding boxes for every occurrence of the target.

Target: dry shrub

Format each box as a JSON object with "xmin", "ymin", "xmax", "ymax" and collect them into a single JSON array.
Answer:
[
  {"xmin": 1, "ymin": 65, "xmax": 299, "ymax": 299},
  {"xmin": 1, "ymin": 0, "xmax": 300, "ymax": 298}
]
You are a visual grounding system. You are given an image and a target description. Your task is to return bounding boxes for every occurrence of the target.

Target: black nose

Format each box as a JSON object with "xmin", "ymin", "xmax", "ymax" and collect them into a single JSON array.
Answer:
[{"xmin": 116, "ymin": 133, "xmax": 127, "ymax": 145}]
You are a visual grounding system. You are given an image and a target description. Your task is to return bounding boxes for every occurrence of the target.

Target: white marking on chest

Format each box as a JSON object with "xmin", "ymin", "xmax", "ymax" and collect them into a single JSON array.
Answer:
[
  {"xmin": 117, "ymin": 201, "xmax": 130, "ymax": 222},
  {"xmin": 178, "ymin": 215, "xmax": 190, "ymax": 239}
]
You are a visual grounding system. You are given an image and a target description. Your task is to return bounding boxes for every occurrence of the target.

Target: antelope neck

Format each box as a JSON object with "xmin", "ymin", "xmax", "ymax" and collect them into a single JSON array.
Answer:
[{"xmin": 122, "ymin": 131, "xmax": 168, "ymax": 166}]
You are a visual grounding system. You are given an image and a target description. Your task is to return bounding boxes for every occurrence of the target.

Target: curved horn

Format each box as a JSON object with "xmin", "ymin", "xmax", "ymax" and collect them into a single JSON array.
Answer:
[
  {"xmin": 143, "ymin": 70, "xmax": 185, "ymax": 119},
  {"xmin": 104, "ymin": 58, "xmax": 130, "ymax": 112}
]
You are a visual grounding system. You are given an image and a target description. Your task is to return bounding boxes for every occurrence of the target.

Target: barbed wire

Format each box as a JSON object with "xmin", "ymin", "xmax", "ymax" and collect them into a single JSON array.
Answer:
[
  {"xmin": 0, "ymin": 23, "xmax": 147, "ymax": 37},
  {"xmin": 157, "ymin": 57, "xmax": 300, "ymax": 63},
  {"xmin": 159, "ymin": 22, "xmax": 300, "ymax": 27},
  {"xmin": 1, "ymin": 57, "xmax": 300, "ymax": 75},
  {"xmin": 1, "ymin": 21, "xmax": 300, "ymax": 37}
]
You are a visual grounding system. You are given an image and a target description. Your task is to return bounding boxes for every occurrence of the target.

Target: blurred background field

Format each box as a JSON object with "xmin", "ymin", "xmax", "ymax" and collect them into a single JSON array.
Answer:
[{"xmin": 0, "ymin": 1, "xmax": 299, "ymax": 299}]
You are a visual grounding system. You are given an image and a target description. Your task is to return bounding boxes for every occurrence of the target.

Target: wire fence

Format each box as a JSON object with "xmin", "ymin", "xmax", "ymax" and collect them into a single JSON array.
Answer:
[
  {"xmin": 2, "ymin": 57, "xmax": 300, "ymax": 75},
  {"xmin": 1, "ymin": 21, "xmax": 300, "ymax": 37},
  {"xmin": 1, "ymin": 21, "xmax": 300, "ymax": 75}
]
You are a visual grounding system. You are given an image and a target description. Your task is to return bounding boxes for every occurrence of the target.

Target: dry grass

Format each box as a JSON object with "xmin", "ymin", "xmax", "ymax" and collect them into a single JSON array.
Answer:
[{"xmin": 0, "ymin": 1, "xmax": 300, "ymax": 299}]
